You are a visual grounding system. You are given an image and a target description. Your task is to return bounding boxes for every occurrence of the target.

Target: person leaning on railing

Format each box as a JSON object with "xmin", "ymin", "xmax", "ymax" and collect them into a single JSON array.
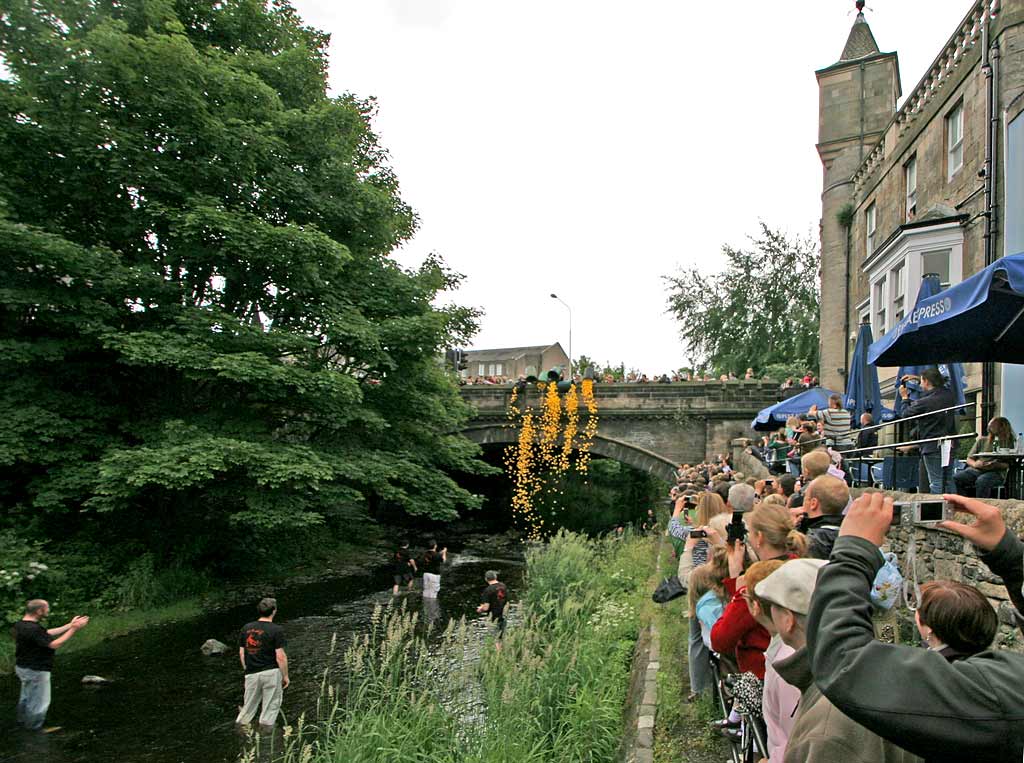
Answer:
[
  {"xmin": 954, "ymin": 417, "xmax": 1015, "ymax": 499},
  {"xmin": 805, "ymin": 492, "xmax": 1024, "ymax": 762}
]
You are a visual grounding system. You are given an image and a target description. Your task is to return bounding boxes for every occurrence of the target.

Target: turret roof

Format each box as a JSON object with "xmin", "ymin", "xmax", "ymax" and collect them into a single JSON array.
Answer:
[{"xmin": 839, "ymin": 11, "xmax": 881, "ymax": 61}]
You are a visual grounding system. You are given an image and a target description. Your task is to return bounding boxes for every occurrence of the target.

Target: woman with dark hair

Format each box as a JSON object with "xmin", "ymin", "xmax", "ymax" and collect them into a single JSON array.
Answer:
[
  {"xmin": 915, "ymin": 580, "xmax": 999, "ymax": 661},
  {"xmin": 954, "ymin": 416, "xmax": 1015, "ymax": 499}
]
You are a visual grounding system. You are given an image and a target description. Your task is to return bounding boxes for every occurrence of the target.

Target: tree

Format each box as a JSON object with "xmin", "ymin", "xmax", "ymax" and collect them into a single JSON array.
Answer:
[
  {"xmin": 664, "ymin": 224, "xmax": 820, "ymax": 377},
  {"xmin": 0, "ymin": 0, "xmax": 491, "ymax": 572}
]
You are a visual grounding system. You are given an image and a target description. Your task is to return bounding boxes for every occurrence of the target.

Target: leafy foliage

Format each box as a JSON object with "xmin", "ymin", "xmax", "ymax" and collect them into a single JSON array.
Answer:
[
  {"xmin": 664, "ymin": 223, "xmax": 820, "ymax": 377},
  {"xmin": 0, "ymin": 0, "xmax": 489, "ymax": 579}
]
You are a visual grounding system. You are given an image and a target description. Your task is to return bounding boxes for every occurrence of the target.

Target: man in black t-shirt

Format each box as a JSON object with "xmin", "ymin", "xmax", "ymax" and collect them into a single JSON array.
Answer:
[
  {"xmin": 476, "ymin": 570, "xmax": 508, "ymax": 651},
  {"xmin": 391, "ymin": 540, "xmax": 417, "ymax": 595},
  {"xmin": 13, "ymin": 599, "xmax": 89, "ymax": 732},
  {"xmin": 235, "ymin": 597, "xmax": 289, "ymax": 732},
  {"xmin": 421, "ymin": 539, "xmax": 447, "ymax": 599}
]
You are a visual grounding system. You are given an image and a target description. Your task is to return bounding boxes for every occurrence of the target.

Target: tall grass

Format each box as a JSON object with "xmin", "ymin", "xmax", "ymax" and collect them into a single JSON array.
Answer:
[{"xmin": 256, "ymin": 530, "xmax": 655, "ymax": 763}]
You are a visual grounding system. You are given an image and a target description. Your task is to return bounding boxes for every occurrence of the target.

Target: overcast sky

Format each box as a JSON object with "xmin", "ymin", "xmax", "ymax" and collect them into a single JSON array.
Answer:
[{"xmin": 293, "ymin": 0, "xmax": 971, "ymax": 374}]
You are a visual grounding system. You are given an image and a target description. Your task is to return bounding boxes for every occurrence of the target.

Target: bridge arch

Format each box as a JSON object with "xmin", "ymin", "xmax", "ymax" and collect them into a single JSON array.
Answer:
[{"xmin": 460, "ymin": 424, "xmax": 678, "ymax": 484}]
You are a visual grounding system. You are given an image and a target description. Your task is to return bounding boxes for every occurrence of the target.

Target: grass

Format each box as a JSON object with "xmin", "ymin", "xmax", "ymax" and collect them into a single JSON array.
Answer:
[
  {"xmin": 0, "ymin": 597, "xmax": 204, "ymax": 673},
  {"xmin": 258, "ymin": 530, "xmax": 656, "ymax": 763},
  {"xmin": 651, "ymin": 540, "xmax": 728, "ymax": 763}
]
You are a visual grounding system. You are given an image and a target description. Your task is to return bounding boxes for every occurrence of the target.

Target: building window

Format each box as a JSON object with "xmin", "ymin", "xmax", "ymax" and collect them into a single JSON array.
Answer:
[
  {"xmin": 478, "ymin": 363, "xmax": 486, "ymax": 376},
  {"xmin": 922, "ymin": 249, "xmax": 951, "ymax": 289},
  {"xmin": 905, "ymin": 156, "xmax": 917, "ymax": 220},
  {"xmin": 866, "ymin": 202, "xmax": 877, "ymax": 255},
  {"xmin": 873, "ymin": 275, "xmax": 887, "ymax": 336},
  {"xmin": 890, "ymin": 262, "xmax": 906, "ymax": 324},
  {"xmin": 864, "ymin": 222, "xmax": 964, "ymax": 349},
  {"xmin": 947, "ymin": 102, "xmax": 964, "ymax": 180},
  {"xmin": 495, "ymin": 363, "xmax": 503, "ymax": 376}
]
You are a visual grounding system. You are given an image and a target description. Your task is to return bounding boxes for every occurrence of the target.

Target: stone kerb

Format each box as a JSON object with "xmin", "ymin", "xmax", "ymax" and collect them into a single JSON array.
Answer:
[{"xmin": 861, "ymin": 489, "xmax": 1024, "ymax": 650}]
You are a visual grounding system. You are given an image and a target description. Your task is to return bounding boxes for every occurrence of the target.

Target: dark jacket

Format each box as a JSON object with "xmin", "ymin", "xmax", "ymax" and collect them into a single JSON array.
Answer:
[
  {"xmin": 898, "ymin": 386, "xmax": 956, "ymax": 454},
  {"xmin": 774, "ymin": 646, "xmax": 922, "ymax": 763},
  {"xmin": 806, "ymin": 534, "xmax": 1024, "ymax": 762},
  {"xmin": 798, "ymin": 514, "xmax": 844, "ymax": 560},
  {"xmin": 856, "ymin": 428, "xmax": 879, "ymax": 450}
]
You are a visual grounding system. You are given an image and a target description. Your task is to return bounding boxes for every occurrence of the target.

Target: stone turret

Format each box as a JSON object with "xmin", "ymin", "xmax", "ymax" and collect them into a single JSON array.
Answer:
[{"xmin": 815, "ymin": 6, "xmax": 901, "ymax": 392}]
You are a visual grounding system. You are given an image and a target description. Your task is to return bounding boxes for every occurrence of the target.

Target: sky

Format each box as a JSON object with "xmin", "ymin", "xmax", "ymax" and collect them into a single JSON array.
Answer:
[{"xmin": 291, "ymin": 0, "xmax": 971, "ymax": 374}]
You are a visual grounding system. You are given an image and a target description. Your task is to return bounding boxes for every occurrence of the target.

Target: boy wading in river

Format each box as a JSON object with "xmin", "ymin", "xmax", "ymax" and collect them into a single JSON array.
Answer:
[
  {"xmin": 476, "ymin": 570, "xmax": 508, "ymax": 651},
  {"xmin": 392, "ymin": 540, "xmax": 417, "ymax": 595},
  {"xmin": 236, "ymin": 597, "xmax": 289, "ymax": 733},
  {"xmin": 421, "ymin": 539, "xmax": 447, "ymax": 599}
]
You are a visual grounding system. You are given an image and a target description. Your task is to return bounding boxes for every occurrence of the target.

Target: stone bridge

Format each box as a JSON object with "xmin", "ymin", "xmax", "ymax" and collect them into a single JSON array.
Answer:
[{"xmin": 459, "ymin": 382, "xmax": 781, "ymax": 482}]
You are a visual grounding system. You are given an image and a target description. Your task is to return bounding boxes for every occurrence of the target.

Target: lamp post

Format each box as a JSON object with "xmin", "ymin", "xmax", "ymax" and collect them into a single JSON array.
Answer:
[{"xmin": 550, "ymin": 293, "xmax": 572, "ymax": 377}]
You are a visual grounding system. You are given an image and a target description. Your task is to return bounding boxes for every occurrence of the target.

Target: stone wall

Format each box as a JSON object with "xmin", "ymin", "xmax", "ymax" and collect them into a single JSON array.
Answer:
[
  {"xmin": 460, "ymin": 381, "xmax": 781, "ymax": 465},
  {"xmin": 865, "ymin": 489, "xmax": 1024, "ymax": 651}
]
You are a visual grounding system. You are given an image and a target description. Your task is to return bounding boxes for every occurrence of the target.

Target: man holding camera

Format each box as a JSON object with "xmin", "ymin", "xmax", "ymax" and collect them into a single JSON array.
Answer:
[
  {"xmin": 805, "ymin": 492, "xmax": 1024, "ymax": 761},
  {"xmin": 896, "ymin": 368, "xmax": 957, "ymax": 494}
]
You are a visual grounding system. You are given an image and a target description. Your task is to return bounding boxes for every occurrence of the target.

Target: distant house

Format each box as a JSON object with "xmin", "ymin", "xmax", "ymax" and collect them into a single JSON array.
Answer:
[{"xmin": 462, "ymin": 343, "xmax": 570, "ymax": 380}]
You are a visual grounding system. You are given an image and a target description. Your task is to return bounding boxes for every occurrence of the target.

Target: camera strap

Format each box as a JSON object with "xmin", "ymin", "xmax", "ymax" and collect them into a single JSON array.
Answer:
[{"xmin": 901, "ymin": 529, "xmax": 922, "ymax": 611}]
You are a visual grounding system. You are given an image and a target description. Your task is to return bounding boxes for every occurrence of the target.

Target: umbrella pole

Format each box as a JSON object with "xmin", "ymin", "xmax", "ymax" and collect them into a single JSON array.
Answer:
[{"xmin": 995, "ymin": 304, "xmax": 1024, "ymax": 343}]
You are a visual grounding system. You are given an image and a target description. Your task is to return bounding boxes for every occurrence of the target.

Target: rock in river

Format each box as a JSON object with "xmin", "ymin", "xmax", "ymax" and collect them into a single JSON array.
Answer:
[
  {"xmin": 201, "ymin": 639, "xmax": 229, "ymax": 656},
  {"xmin": 82, "ymin": 675, "xmax": 112, "ymax": 685}
]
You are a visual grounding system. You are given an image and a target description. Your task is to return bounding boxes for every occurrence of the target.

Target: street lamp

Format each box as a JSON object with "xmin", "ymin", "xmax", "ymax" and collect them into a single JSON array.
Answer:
[{"xmin": 550, "ymin": 293, "xmax": 572, "ymax": 377}]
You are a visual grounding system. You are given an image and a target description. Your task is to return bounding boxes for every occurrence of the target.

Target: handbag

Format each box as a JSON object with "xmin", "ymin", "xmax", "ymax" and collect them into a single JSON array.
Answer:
[{"xmin": 651, "ymin": 575, "xmax": 686, "ymax": 604}]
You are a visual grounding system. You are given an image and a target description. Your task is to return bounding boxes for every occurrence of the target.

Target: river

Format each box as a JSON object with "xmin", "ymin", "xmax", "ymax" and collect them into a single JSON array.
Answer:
[{"xmin": 1, "ymin": 534, "xmax": 525, "ymax": 763}]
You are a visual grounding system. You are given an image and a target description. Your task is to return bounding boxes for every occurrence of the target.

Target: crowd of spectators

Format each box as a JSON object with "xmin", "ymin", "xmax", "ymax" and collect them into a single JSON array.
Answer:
[
  {"xmin": 662, "ymin": 435, "xmax": 1024, "ymax": 761},
  {"xmin": 458, "ymin": 366, "xmax": 807, "ymax": 385}
]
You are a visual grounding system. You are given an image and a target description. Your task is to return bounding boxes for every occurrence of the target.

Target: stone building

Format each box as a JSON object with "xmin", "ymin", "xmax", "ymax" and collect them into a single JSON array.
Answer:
[
  {"xmin": 461, "ymin": 342, "xmax": 569, "ymax": 380},
  {"xmin": 816, "ymin": 0, "xmax": 1024, "ymax": 421}
]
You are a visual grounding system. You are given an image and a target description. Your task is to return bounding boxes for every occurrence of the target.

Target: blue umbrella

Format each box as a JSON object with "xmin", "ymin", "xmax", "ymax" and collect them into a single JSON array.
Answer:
[
  {"xmin": 845, "ymin": 322, "xmax": 893, "ymax": 422},
  {"xmin": 869, "ymin": 253, "xmax": 1024, "ymax": 365},
  {"xmin": 751, "ymin": 387, "xmax": 843, "ymax": 431},
  {"xmin": 885, "ymin": 273, "xmax": 969, "ymax": 416}
]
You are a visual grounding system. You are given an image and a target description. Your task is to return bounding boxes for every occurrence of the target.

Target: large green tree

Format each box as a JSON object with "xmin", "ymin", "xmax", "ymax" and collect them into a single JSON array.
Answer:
[
  {"xmin": 664, "ymin": 223, "xmax": 820, "ymax": 377},
  {"xmin": 0, "ymin": 0, "xmax": 489, "ymax": 568}
]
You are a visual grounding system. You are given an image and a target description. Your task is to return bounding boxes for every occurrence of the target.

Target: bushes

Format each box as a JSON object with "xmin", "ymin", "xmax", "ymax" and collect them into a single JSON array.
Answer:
[{"xmin": 268, "ymin": 531, "xmax": 655, "ymax": 763}]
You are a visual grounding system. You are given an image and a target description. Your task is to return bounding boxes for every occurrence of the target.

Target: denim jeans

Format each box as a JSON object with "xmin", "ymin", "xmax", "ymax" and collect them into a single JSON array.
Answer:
[
  {"xmin": 687, "ymin": 615, "xmax": 713, "ymax": 695},
  {"xmin": 954, "ymin": 467, "xmax": 1005, "ymax": 499},
  {"xmin": 921, "ymin": 452, "xmax": 955, "ymax": 494},
  {"xmin": 15, "ymin": 666, "xmax": 51, "ymax": 730}
]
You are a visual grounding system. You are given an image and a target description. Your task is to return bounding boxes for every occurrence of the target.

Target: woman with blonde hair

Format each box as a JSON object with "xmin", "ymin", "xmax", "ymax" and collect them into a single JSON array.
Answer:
[{"xmin": 746, "ymin": 502, "xmax": 808, "ymax": 560}]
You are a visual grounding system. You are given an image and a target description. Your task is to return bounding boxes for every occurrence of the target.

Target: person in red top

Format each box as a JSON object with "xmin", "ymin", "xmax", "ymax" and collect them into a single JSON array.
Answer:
[{"xmin": 710, "ymin": 502, "xmax": 809, "ymax": 678}]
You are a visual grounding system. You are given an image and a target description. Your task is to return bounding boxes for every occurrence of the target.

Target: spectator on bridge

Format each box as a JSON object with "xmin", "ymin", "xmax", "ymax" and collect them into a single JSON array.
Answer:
[
  {"xmin": 954, "ymin": 416, "xmax": 1015, "ymax": 499},
  {"xmin": 804, "ymin": 491, "xmax": 1024, "ymax": 761}
]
